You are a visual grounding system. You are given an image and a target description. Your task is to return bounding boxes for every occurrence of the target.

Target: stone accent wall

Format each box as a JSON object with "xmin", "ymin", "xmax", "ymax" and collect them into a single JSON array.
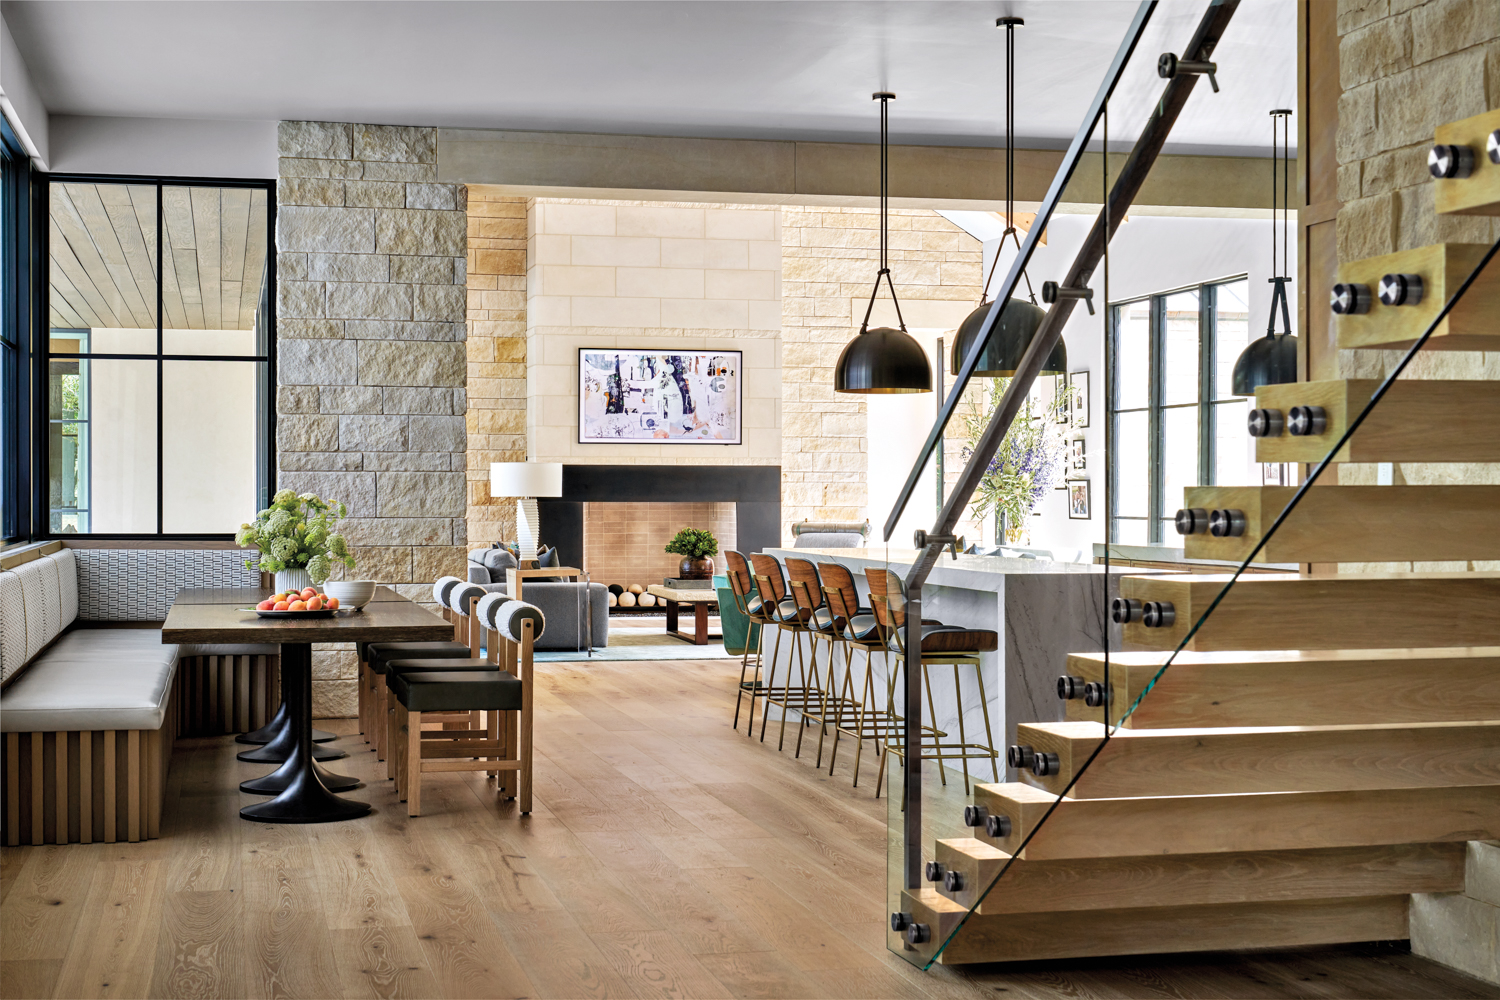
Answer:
[
  {"xmin": 524, "ymin": 199, "xmax": 782, "ymax": 466},
  {"xmin": 780, "ymin": 207, "xmax": 982, "ymax": 542},
  {"xmin": 1335, "ymin": 0, "xmax": 1500, "ymax": 575},
  {"xmin": 275, "ymin": 121, "xmax": 468, "ymax": 715},
  {"xmin": 465, "ymin": 189, "xmax": 528, "ymax": 547}
]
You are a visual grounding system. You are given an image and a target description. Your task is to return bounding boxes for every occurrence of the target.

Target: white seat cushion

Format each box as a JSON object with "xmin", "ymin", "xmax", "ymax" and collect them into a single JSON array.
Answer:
[
  {"xmin": 176, "ymin": 643, "xmax": 279, "ymax": 657},
  {"xmin": 0, "ymin": 629, "xmax": 178, "ymax": 732},
  {"xmin": 0, "ymin": 569, "xmax": 25, "ymax": 683}
]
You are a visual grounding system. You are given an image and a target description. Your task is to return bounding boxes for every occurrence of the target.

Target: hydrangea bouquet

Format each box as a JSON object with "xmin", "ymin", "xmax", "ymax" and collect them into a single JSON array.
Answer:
[
  {"xmin": 960, "ymin": 377, "xmax": 1073, "ymax": 544},
  {"xmin": 236, "ymin": 490, "xmax": 355, "ymax": 584}
]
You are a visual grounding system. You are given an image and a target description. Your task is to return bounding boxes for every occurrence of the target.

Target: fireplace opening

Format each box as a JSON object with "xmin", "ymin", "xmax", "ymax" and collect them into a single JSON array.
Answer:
[{"xmin": 582, "ymin": 501, "xmax": 737, "ymax": 594}]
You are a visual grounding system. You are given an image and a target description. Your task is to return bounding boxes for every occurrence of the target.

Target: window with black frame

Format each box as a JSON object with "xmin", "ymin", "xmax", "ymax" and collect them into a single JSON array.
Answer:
[
  {"xmin": 45, "ymin": 177, "xmax": 273, "ymax": 536},
  {"xmin": 0, "ymin": 117, "xmax": 31, "ymax": 543},
  {"xmin": 1109, "ymin": 277, "xmax": 1255, "ymax": 545}
]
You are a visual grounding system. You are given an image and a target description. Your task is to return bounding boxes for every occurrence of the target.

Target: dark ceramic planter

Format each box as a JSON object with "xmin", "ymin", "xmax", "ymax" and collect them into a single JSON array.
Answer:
[{"xmin": 680, "ymin": 555, "xmax": 715, "ymax": 580}]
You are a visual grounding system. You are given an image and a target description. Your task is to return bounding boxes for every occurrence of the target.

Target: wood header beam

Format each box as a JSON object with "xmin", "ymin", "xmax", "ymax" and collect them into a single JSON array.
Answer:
[{"xmin": 438, "ymin": 127, "xmax": 1275, "ymax": 214}]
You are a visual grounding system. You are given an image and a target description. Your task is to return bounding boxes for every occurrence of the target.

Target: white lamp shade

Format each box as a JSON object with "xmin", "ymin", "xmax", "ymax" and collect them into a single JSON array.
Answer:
[{"xmin": 489, "ymin": 462, "xmax": 564, "ymax": 498}]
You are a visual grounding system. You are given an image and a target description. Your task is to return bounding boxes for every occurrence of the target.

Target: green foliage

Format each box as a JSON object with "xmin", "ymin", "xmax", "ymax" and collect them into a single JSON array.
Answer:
[
  {"xmin": 664, "ymin": 527, "xmax": 719, "ymax": 559},
  {"xmin": 236, "ymin": 489, "xmax": 355, "ymax": 583},
  {"xmin": 959, "ymin": 378, "xmax": 1074, "ymax": 536}
]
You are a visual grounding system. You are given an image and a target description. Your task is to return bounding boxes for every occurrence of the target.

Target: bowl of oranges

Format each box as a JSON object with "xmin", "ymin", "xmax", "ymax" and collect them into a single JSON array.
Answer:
[{"xmin": 251, "ymin": 587, "xmax": 342, "ymax": 617}]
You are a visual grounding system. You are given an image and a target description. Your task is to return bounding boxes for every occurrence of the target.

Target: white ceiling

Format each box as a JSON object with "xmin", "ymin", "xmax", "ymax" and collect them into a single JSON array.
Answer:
[{"xmin": 4, "ymin": 0, "xmax": 1296, "ymax": 155}]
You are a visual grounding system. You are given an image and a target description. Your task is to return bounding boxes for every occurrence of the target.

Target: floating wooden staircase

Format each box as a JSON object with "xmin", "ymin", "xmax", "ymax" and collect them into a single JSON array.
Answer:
[{"xmin": 893, "ymin": 110, "xmax": 1500, "ymax": 967}]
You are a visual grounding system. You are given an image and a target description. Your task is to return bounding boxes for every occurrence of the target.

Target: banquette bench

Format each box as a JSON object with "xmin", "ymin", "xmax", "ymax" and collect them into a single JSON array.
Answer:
[{"xmin": 0, "ymin": 542, "xmax": 271, "ymax": 845}]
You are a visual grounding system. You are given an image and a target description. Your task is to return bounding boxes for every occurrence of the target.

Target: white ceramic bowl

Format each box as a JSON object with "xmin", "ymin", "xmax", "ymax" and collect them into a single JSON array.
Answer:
[{"xmin": 323, "ymin": 580, "xmax": 376, "ymax": 609}]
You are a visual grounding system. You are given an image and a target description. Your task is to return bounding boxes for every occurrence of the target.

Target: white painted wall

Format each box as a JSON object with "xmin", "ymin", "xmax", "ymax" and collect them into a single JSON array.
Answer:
[
  {"xmin": 48, "ymin": 115, "xmax": 276, "ymax": 178},
  {"xmin": 0, "ymin": 15, "xmax": 48, "ymax": 164},
  {"xmin": 972, "ymin": 213, "xmax": 1291, "ymax": 555}
]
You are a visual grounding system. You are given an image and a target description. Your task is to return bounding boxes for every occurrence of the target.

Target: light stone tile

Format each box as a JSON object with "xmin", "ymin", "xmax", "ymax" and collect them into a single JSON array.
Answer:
[
  {"xmin": 319, "ymin": 385, "xmax": 384, "ymax": 414},
  {"xmin": 361, "ymin": 161, "xmax": 437, "ymax": 182},
  {"xmin": 526, "ymin": 295, "xmax": 570, "ymax": 326},
  {"xmin": 390, "ymin": 254, "xmax": 454, "ymax": 285},
  {"xmin": 279, "ymin": 121, "xmax": 352, "ymax": 160},
  {"xmin": 531, "ymin": 364, "xmax": 575, "ymax": 396},
  {"xmin": 341, "ymin": 516, "xmax": 453, "ymax": 547},
  {"xmin": 748, "ymin": 239, "xmax": 782, "ymax": 270},
  {"xmin": 277, "ymin": 385, "xmax": 319, "ymax": 413},
  {"xmin": 355, "ymin": 124, "xmax": 436, "ymax": 163},
  {"xmin": 277, "ymin": 414, "xmax": 341, "ymax": 453},
  {"xmin": 705, "ymin": 208, "xmax": 776, "ymax": 241},
  {"xmin": 616, "ymin": 205, "xmax": 703, "ymax": 239},
  {"xmin": 705, "ymin": 268, "xmax": 775, "ymax": 300},
  {"xmin": 659, "ymin": 238, "xmax": 707, "ymax": 268},
  {"xmin": 568, "ymin": 235, "xmax": 661, "ymax": 268},
  {"xmin": 531, "ymin": 234, "xmax": 571, "ymax": 265},
  {"xmin": 406, "ymin": 183, "xmax": 458, "ymax": 210},
  {"xmin": 326, "ymin": 281, "xmax": 413, "ymax": 321},
  {"xmin": 385, "ymin": 387, "xmax": 458, "ymax": 414},
  {"xmin": 280, "ymin": 471, "xmax": 377, "ymax": 517},
  {"xmin": 279, "ymin": 339, "xmax": 358, "ymax": 385},
  {"xmin": 374, "ymin": 209, "xmax": 467, "ymax": 256},
  {"xmin": 344, "ymin": 180, "xmax": 406, "ymax": 209},
  {"xmin": 378, "ymin": 471, "xmax": 465, "ymax": 517},
  {"xmin": 279, "ymin": 157, "xmax": 364, "ymax": 179},
  {"xmin": 414, "ymin": 284, "xmax": 467, "ymax": 322},
  {"xmin": 279, "ymin": 318, "xmax": 343, "ymax": 340},
  {"xmin": 278, "ymin": 280, "xmax": 325, "ymax": 318},
  {"xmin": 358, "ymin": 341, "xmax": 465, "ymax": 388},
  {"xmin": 748, "ymin": 299, "xmax": 784, "ymax": 331},
  {"xmin": 308, "ymin": 252, "xmax": 389, "ymax": 283},
  {"xmin": 341, "ymin": 414, "xmax": 409, "ymax": 452},
  {"xmin": 363, "ymin": 452, "xmax": 455, "ymax": 472},
  {"xmin": 279, "ymin": 450, "xmax": 363, "ymax": 472},
  {"xmin": 277, "ymin": 177, "xmax": 344, "ymax": 207},
  {"xmin": 278, "ymin": 206, "xmax": 375, "ymax": 254},
  {"xmin": 703, "ymin": 239, "xmax": 749, "ymax": 269},
  {"xmin": 541, "ymin": 203, "xmax": 616, "ymax": 236},
  {"xmin": 409, "ymin": 415, "xmax": 465, "ymax": 452},
  {"xmin": 345, "ymin": 320, "xmax": 460, "ymax": 341},
  {"xmin": 570, "ymin": 296, "xmax": 661, "ymax": 328},
  {"xmin": 660, "ymin": 298, "xmax": 748, "ymax": 330},
  {"xmin": 616, "ymin": 266, "xmax": 704, "ymax": 299},
  {"xmin": 538, "ymin": 264, "xmax": 615, "ymax": 297}
]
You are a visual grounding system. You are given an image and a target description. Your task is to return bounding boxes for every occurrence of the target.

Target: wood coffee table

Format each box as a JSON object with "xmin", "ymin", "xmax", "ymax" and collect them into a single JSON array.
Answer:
[{"xmin": 646, "ymin": 585, "xmax": 721, "ymax": 646}]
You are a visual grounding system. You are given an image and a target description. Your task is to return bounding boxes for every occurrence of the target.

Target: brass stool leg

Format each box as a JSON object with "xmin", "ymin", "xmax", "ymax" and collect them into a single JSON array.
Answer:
[
  {"xmin": 812, "ymin": 631, "xmax": 839, "ymax": 767},
  {"xmin": 790, "ymin": 625, "xmax": 815, "ymax": 756},
  {"xmin": 923, "ymin": 661, "xmax": 947, "ymax": 787},
  {"xmin": 953, "ymin": 662, "xmax": 972, "ymax": 795},
  {"xmin": 826, "ymin": 636, "xmax": 853, "ymax": 775},
  {"xmin": 759, "ymin": 622, "xmax": 785, "ymax": 743},
  {"xmin": 972, "ymin": 658, "xmax": 1000, "ymax": 783},
  {"xmin": 745, "ymin": 620, "xmax": 766, "ymax": 738}
]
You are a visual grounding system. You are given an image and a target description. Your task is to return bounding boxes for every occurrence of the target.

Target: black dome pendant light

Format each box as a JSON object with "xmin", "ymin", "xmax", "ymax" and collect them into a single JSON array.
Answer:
[
  {"xmin": 951, "ymin": 17, "xmax": 1064, "ymax": 378},
  {"xmin": 834, "ymin": 93, "xmax": 932, "ymax": 394},
  {"xmin": 1231, "ymin": 109, "xmax": 1298, "ymax": 395}
]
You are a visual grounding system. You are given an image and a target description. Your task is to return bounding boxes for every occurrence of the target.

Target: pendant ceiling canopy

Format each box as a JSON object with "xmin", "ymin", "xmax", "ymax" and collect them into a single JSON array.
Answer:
[
  {"xmin": 834, "ymin": 92, "xmax": 932, "ymax": 394},
  {"xmin": 1232, "ymin": 109, "xmax": 1298, "ymax": 396},
  {"xmin": 954, "ymin": 17, "xmax": 1064, "ymax": 379}
]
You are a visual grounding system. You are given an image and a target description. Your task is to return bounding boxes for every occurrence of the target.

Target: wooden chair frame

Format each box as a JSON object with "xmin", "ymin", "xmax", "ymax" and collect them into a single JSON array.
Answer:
[
  {"xmin": 391, "ymin": 616, "xmax": 534, "ymax": 817},
  {"xmin": 724, "ymin": 551, "xmax": 772, "ymax": 735}
]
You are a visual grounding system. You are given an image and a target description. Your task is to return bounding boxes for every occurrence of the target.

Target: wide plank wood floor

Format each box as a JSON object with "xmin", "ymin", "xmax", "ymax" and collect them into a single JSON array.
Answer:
[{"xmin": 3, "ymin": 657, "xmax": 1496, "ymax": 1000}]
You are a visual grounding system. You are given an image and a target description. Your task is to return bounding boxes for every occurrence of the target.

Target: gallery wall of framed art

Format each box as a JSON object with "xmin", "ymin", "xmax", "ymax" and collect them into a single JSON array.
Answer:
[{"xmin": 578, "ymin": 349, "xmax": 743, "ymax": 445}]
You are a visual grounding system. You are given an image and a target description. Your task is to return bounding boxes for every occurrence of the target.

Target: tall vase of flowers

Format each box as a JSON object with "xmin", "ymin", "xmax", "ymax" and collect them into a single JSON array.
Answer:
[
  {"xmin": 236, "ymin": 490, "xmax": 356, "ymax": 589},
  {"xmin": 960, "ymin": 378, "xmax": 1072, "ymax": 546}
]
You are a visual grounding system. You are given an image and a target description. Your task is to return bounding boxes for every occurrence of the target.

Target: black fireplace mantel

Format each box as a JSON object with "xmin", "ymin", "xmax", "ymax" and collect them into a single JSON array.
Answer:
[{"xmin": 538, "ymin": 464, "xmax": 781, "ymax": 569}]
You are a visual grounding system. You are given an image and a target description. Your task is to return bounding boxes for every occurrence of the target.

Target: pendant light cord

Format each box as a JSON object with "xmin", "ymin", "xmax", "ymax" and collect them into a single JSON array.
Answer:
[
  {"xmin": 861, "ymin": 93, "xmax": 907, "ymax": 333},
  {"xmin": 981, "ymin": 18, "xmax": 1038, "ymax": 306},
  {"xmin": 1267, "ymin": 109, "xmax": 1293, "ymax": 337}
]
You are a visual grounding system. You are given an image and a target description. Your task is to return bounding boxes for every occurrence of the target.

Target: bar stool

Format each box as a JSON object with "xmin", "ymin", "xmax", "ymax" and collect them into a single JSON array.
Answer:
[
  {"xmin": 866, "ymin": 567, "xmax": 1000, "ymax": 796},
  {"xmin": 785, "ymin": 557, "xmax": 855, "ymax": 766},
  {"xmin": 724, "ymin": 551, "xmax": 770, "ymax": 735},
  {"xmin": 817, "ymin": 561, "xmax": 887, "ymax": 786},
  {"xmin": 748, "ymin": 553, "xmax": 818, "ymax": 752},
  {"xmin": 367, "ymin": 580, "xmax": 490, "ymax": 762},
  {"xmin": 390, "ymin": 598, "xmax": 540, "ymax": 816}
]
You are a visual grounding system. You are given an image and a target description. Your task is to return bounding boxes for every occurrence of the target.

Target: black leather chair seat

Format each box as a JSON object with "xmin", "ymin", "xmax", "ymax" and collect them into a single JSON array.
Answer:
[
  {"xmin": 367, "ymin": 641, "xmax": 472, "ymax": 674},
  {"xmin": 392, "ymin": 670, "xmax": 523, "ymax": 713},
  {"xmin": 385, "ymin": 657, "xmax": 499, "ymax": 674}
]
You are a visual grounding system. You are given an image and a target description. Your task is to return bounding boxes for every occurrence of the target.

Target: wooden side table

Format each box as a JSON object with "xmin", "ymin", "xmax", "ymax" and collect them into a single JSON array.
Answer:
[
  {"xmin": 505, "ymin": 566, "xmax": 582, "ymax": 602},
  {"xmin": 647, "ymin": 584, "xmax": 720, "ymax": 645}
]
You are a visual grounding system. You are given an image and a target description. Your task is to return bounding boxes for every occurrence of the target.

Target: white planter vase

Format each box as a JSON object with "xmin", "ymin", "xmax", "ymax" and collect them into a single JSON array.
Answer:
[{"xmin": 275, "ymin": 568, "xmax": 312, "ymax": 593}]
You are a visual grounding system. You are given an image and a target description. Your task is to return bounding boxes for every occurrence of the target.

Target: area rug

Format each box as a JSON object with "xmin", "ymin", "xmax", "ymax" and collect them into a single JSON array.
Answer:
[{"xmin": 533, "ymin": 616, "xmax": 740, "ymax": 662}]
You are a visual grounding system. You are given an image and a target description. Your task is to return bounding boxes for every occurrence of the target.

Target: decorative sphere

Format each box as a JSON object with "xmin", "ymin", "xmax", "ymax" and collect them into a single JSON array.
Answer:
[
  {"xmin": 607, "ymin": 592, "xmax": 618, "ymax": 607},
  {"xmin": 638, "ymin": 593, "xmax": 656, "ymax": 607},
  {"xmin": 628, "ymin": 584, "xmax": 644, "ymax": 595},
  {"xmin": 619, "ymin": 592, "xmax": 637, "ymax": 607}
]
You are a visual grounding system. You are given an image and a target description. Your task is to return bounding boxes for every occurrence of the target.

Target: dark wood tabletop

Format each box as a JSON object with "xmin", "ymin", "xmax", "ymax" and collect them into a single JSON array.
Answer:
[
  {"xmin": 170, "ymin": 585, "xmax": 408, "ymax": 606},
  {"xmin": 162, "ymin": 588, "xmax": 451, "ymax": 644}
]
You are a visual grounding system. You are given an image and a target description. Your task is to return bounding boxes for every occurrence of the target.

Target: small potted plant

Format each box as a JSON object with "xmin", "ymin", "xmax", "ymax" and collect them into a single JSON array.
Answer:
[
  {"xmin": 237, "ymin": 489, "xmax": 356, "ymax": 592},
  {"xmin": 665, "ymin": 527, "xmax": 719, "ymax": 580}
]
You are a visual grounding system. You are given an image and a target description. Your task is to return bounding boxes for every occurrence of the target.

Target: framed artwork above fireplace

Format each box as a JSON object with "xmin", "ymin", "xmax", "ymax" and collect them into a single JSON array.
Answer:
[{"xmin": 579, "ymin": 349, "xmax": 742, "ymax": 445}]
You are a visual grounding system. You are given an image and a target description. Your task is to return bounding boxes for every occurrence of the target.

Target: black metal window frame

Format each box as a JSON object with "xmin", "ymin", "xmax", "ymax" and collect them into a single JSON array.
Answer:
[
  {"xmin": 1, "ymin": 116, "xmax": 34, "ymax": 544},
  {"xmin": 38, "ymin": 172, "xmax": 276, "ymax": 540},
  {"xmin": 1108, "ymin": 273, "xmax": 1247, "ymax": 545}
]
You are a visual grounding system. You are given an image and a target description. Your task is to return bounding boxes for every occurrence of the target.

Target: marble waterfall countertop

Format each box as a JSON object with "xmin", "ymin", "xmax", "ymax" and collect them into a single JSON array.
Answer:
[{"xmin": 760, "ymin": 547, "xmax": 1156, "ymax": 784}]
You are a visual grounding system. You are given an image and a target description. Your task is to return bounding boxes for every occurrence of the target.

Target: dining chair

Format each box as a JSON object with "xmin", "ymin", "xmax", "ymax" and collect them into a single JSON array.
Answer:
[{"xmin": 724, "ymin": 551, "xmax": 771, "ymax": 735}]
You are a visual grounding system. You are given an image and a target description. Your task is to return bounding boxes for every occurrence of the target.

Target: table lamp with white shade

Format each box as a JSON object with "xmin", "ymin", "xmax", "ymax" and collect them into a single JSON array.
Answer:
[{"xmin": 489, "ymin": 462, "xmax": 564, "ymax": 565}]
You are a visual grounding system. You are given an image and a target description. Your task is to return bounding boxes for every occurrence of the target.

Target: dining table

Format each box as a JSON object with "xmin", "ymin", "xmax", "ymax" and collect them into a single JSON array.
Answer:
[{"xmin": 162, "ymin": 586, "xmax": 452, "ymax": 823}]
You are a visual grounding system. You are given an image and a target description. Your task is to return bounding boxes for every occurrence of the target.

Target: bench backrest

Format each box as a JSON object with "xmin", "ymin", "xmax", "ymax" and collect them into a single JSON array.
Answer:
[{"xmin": 0, "ymin": 550, "xmax": 79, "ymax": 683}]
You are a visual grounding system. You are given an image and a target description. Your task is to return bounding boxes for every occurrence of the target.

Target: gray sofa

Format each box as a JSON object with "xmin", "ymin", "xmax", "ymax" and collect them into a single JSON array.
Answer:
[{"xmin": 467, "ymin": 548, "xmax": 609, "ymax": 651}]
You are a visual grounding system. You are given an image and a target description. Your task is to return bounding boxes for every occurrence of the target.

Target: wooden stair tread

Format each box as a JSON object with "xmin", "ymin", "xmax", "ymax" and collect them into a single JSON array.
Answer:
[
  {"xmin": 932, "ymin": 838, "xmax": 1465, "ymax": 915},
  {"xmin": 1013, "ymin": 719, "xmax": 1500, "ymax": 798},
  {"xmin": 969, "ymin": 782, "xmax": 1500, "ymax": 859},
  {"xmin": 1335, "ymin": 243, "xmax": 1500, "ymax": 352},
  {"xmin": 1435, "ymin": 108, "xmax": 1500, "ymax": 216},
  {"xmin": 1119, "ymin": 572, "xmax": 1500, "ymax": 651},
  {"xmin": 1062, "ymin": 647, "xmax": 1500, "ymax": 728},
  {"xmin": 1176, "ymin": 485, "xmax": 1500, "ymax": 563},
  {"xmin": 902, "ymin": 891, "xmax": 1410, "ymax": 965},
  {"xmin": 1252, "ymin": 379, "xmax": 1500, "ymax": 463}
]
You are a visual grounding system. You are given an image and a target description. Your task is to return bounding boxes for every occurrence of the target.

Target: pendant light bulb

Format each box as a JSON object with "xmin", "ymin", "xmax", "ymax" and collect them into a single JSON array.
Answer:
[
  {"xmin": 1232, "ymin": 109, "xmax": 1298, "ymax": 396},
  {"xmin": 956, "ymin": 16, "xmax": 1064, "ymax": 379},
  {"xmin": 834, "ymin": 93, "xmax": 932, "ymax": 394}
]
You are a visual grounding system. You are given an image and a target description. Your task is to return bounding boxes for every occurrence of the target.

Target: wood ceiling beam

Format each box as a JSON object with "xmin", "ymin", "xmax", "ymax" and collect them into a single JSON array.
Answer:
[{"xmin": 439, "ymin": 128, "xmax": 1276, "ymax": 215}]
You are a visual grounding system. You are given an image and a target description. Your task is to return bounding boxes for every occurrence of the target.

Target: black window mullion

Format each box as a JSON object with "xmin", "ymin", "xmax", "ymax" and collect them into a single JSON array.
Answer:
[
  {"xmin": 156, "ymin": 180, "xmax": 163, "ymax": 534},
  {"xmin": 1199, "ymin": 282, "xmax": 1215, "ymax": 486},
  {"xmin": 1147, "ymin": 294, "xmax": 1164, "ymax": 544}
]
